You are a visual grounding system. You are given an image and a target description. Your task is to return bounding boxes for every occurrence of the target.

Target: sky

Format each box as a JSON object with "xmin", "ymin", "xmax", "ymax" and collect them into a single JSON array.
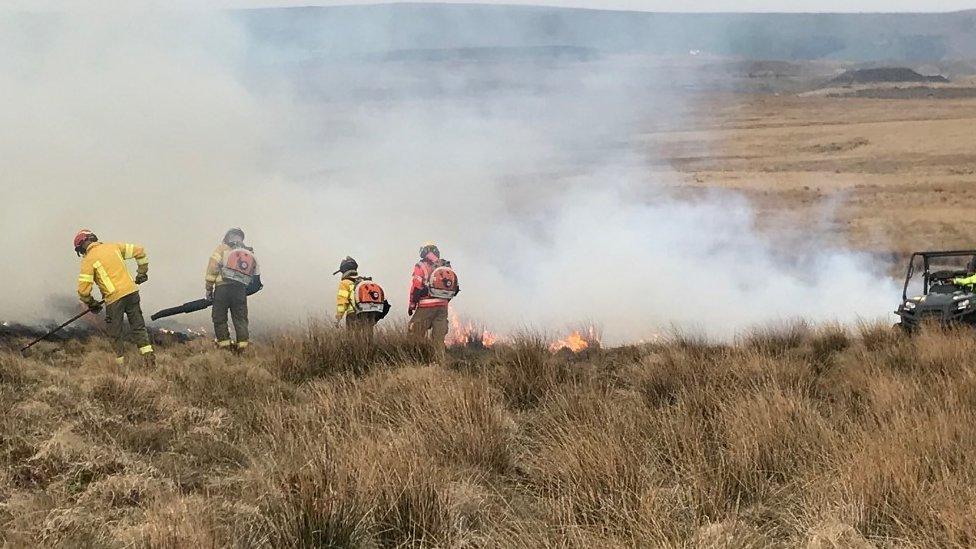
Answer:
[{"xmin": 1, "ymin": 0, "xmax": 972, "ymax": 12}]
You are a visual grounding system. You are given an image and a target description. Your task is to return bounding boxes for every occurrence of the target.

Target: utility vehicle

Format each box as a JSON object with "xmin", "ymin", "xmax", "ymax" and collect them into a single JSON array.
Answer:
[{"xmin": 895, "ymin": 250, "xmax": 976, "ymax": 331}]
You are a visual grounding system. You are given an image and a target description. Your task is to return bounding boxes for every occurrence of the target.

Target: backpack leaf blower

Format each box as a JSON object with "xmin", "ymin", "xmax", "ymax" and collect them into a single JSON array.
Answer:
[
  {"xmin": 151, "ymin": 279, "xmax": 262, "ymax": 321},
  {"xmin": 151, "ymin": 298, "xmax": 213, "ymax": 321}
]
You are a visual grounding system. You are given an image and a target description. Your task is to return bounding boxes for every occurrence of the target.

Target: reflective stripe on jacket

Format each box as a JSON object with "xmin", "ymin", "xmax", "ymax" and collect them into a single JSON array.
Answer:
[
  {"xmin": 205, "ymin": 243, "xmax": 230, "ymax": 291},
  {"xmin": 409, "ymin": 261, "xmax": 449, "ymax": 309},
  {"xmin": 336, "ymin": 273, "xmax": 357, "ymax": 319},
  {"xmin": 77, "ymin": 241, "xmax": 148, "ymax": 305}
]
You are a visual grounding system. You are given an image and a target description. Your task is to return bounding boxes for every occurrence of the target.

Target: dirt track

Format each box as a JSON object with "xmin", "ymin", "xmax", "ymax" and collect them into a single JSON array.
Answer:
[{"xmin": 653, "ymin": 94, "xmax": 976, "ymax": 255}]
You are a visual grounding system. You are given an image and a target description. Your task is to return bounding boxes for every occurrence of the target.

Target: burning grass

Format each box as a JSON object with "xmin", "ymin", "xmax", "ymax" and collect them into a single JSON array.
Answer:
[
  {"xmin": 1, "ymin": 322, "xmax": 976, "ymax": 547},
  {"xmin": 446, "ymin": 311, "xmax": 499, "ymax": 349},
  {"xmin": 445, "ymin": 312, "xmax": 601, "ymax": 354}
]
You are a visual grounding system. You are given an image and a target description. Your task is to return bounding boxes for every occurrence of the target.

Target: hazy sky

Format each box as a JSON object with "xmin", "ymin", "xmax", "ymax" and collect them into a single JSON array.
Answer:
[{"xmin": 2, "ymin": 0, "xmax": 973, "ymax": 12}]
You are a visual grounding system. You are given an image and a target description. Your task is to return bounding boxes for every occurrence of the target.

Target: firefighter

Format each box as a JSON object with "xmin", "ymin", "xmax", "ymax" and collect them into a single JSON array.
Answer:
[
  {"xmin": 334, "ymin": 256, "xmax": 387, "ymax": 337},
  {"xmin": 205, "ymin": 228, "xmax": 261, "ymax": 352},
  {"xmin": 408, "ymin": 242, "xmax": 459, "ymax": 359},
  {"xmin": 74, "ymin": 229, "xmax": 154, "ymax": 366},
  {"xmin": 954, "ymin": 273, "xmax": 976, "ymax": 287}
]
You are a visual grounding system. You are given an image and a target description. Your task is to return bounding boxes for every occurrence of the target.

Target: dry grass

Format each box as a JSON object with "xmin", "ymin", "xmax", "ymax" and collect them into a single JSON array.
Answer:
[
  {"xmin": 672, "ymin": 94, "xmax": 976, "ymax": 255},
  {"xmin": 1, "ymin": 322, "xmax": 976, "ymax": 547}
]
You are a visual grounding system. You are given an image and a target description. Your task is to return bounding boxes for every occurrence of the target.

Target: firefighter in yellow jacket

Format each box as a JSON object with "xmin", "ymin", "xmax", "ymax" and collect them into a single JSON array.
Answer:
[
  {"xmin": 74, "ymin": 229, "xmax": 154, "ymax": 366},
  {"xmin": 206, "ymin": 228, "xmax": 261, "ymax": 351},
  {"xmin": 335, "ymin": 256, "xmax": 359, "ymax": 326},
  {"xmin": 334, "ymin": 256, "xmax": 388, "ymax": 337}
]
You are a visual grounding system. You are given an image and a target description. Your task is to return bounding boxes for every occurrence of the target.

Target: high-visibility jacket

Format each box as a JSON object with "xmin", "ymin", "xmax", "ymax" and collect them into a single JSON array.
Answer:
[
  {"xmin": 336, "ymin": 271, "xmax": 358, "ymax": 320},
  {"xmin": 77, "ymin": 241, "xmax": 148, "ymax": 305},
  {"xmin": 205, "ymin": 243, "xmax": 260, "ymax": 293},
  {"xmin": 409, "ymin": 260, "xmax": 449, "ymax": 310},
  {"xmin": 954, "ymin": 274, "xmax": 976, "ymax": 287}
]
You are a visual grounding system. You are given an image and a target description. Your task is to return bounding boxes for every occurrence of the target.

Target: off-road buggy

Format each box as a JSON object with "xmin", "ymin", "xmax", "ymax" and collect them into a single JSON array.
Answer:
[{"xmin": 895, "ymin": 250, "xmax": 976, "ymax": 331}]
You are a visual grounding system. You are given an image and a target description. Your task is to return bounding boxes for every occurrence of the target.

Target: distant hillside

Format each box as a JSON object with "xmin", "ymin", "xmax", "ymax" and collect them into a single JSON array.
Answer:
[
  {"xmin": 829, "ymin": 67, "xmax": 950, "ymax": 85},
  {"xmin": 237, "ymin": 4, "xmax": 976, "ymax": 63}
]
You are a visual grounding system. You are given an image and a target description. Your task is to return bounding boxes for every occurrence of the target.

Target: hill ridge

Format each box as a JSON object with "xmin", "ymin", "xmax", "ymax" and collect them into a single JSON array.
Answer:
[{"xmin": 237, "ymin": 3, "xmax": 976, "ymax": 62}]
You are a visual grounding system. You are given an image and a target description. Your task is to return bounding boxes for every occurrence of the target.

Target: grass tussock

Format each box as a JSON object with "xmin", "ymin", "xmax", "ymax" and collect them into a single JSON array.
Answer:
[
  {"xmin": 271, "ymin": 322, "xmax": 437, "ymax": 382},
  {"xmin": 1, "ymin": 322, "xmax": 976, "ymax": 547}
]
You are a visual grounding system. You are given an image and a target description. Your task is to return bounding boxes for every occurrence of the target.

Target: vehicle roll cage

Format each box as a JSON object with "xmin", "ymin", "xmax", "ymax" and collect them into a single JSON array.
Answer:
[{"xmin": 902, "ymin": 250, "xmax": 976, "ymax": 301}]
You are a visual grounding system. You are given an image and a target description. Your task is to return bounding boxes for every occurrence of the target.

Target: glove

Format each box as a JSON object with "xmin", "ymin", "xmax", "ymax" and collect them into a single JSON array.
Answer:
[
  {"xmin": 206, "ymin": 287, "xmax": 214, "ymax": 301},
  {"xmin": 135, "ymin": 272, "xmax": 148, "ymax": 285},
  {"xmin": 86, "ymin": 302, "xmax": 102, "ymax": 314},
  {"xmin": 408, "ymin": 304, "xmax": 416, "ymax": 317}
]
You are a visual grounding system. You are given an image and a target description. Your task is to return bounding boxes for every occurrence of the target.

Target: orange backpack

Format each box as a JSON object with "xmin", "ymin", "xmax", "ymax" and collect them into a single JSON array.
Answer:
[
  {"xmin": 426, "ymin": 264, "xmax": 459, "ymax": 300},
  {"xmin": 353, "ymin": 278, "xmax": 386, "ymax": 313},
  {"xmin": 221, "ymin": 248, "xmax": 258, "ymax": 285}
]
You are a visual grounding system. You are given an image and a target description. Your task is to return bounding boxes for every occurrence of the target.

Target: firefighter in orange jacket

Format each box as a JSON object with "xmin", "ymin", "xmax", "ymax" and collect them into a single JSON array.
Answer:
[
  {"xmin": 408, "ymin": 242, "xmax": 455, "ymax": 355},
  {"xmin": 74, "ymin": 229, "xmax": 154, "ymax": 366}
]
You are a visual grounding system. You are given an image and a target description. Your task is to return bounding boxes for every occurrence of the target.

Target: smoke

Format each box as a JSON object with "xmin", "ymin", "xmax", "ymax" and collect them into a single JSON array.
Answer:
[{"xmin": 0, "ymin": 8, "xmax": 899, "ymax": 342}]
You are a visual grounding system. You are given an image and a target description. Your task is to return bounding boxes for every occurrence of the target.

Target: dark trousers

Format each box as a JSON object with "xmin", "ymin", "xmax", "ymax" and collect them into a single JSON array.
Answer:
[
  {"xmin": 212, "ymin": 282, "xmax": 248, "ymax": 346},
  {"xmin": 105, "ymin": 291, "xmax": 152, "ymax": 359},
  {"xmin": 346, "ymin": 312, "xmax": 379, "ymax": 339}
]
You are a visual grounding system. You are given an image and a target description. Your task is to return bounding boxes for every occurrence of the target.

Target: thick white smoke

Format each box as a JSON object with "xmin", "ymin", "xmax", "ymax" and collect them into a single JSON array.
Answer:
[{"xmin": 0, "ymin": 10, "xmax": 899, "ymax": 342}]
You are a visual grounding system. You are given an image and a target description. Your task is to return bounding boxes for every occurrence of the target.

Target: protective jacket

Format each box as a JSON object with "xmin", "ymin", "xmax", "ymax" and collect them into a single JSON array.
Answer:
[
  {"xmin": 336, "ymin": 270, "xmax": 358, "ymax": 320},
  {"xmin": 409, "ymin": 260, "xmax": 450, "ymax": 310},
  {"xmin": 206, "ymin": 243, "xmax": 260, "ymax": 293},
  {"xmin": 954, "ymin": 274, "xmax": 976, "ymax": 287},
  {"xmin": 77, "ymin": 242, "xmax": 148, "ymax": 306}
]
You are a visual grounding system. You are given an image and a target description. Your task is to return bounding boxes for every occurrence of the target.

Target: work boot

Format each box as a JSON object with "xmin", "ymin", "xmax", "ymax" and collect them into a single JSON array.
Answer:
[{"xmin": 234, "ymin": 341, "xmax": 249, "ymax": 356}]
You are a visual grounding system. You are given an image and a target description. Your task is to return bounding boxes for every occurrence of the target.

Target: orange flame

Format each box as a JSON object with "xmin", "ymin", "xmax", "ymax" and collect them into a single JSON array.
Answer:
[
  {"xmin": 549, "ymin": 327, "xmax": 600, "ymax": 353},
  {"xmin": 446, "ymin": 311, "xmax": 498, "ymax": 348},
  {"xmin": 445, "ymin": 315, "xmax": 601, "ymax": 353}
]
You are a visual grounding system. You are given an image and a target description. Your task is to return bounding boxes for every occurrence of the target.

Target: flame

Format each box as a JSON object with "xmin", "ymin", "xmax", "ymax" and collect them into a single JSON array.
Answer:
[
  {"xmin": 444, "ymin": 314, "xmax": 601, "ymax": 353},
  {"xmin": 549, "ymin": 327, "xmax": 600, "ymax": 353},
  {"xmin": 155, "ymin": 326, "xmax": 209, "ymax": 340},
  {"xmin": 187, "ymin": 326, "xmax": 209, "ymax": 338},
  {"xmin": 446, "ymin": 311, "xmax": 498, "ymax": 348}
]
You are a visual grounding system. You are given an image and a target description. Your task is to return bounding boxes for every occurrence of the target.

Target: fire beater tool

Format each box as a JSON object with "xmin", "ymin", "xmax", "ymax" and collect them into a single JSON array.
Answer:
[{"xmin": 20, "ymin": 301, "xmax": 105, "ymax": 355}]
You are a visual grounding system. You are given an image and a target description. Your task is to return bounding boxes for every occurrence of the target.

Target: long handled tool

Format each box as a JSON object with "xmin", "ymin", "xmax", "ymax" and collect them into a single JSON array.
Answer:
[{"xmin": 20, "ymin": 301, "xmax": 104, "ymax": 356}]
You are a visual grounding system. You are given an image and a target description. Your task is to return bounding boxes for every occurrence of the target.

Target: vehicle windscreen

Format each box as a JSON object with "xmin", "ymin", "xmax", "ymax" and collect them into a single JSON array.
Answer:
[
  {"xmin": 907, "ymin": 254, "xmax": 976, "ymax": 297},
  {"xmin": 906, "ymin": 255, "xmax": 927, "ymax": 298}
]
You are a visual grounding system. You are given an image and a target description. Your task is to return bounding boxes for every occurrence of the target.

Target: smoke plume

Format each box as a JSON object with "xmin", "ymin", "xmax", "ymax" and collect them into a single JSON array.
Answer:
[{"xmin": 0, "ymin": 8, "xmax": 899, "ymax": 342}]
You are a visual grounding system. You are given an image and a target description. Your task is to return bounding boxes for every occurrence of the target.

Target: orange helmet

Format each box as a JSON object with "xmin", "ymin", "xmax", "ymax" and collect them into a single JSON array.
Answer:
[{"xmin": 73, "ymin": 229, "xmax": 97, "ymax": 256}]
